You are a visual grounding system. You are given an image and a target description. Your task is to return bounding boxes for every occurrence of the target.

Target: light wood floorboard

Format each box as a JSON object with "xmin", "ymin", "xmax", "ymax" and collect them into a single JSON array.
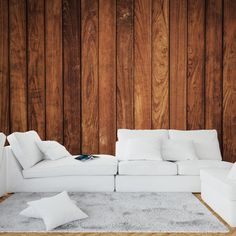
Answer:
[{"xmin": 0, "ymin": 193, "xmax": 235, "ymax": 236}]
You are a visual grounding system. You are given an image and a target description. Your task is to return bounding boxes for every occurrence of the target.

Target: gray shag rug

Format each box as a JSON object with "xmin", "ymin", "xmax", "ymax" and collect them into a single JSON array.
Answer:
[{"xmin": 0, "ymin": 192, "xmax": 228, "ymax": 233}]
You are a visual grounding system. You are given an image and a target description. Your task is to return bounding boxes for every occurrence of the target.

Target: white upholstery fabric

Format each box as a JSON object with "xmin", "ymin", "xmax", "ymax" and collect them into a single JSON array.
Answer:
[
  {"xmin": 23, "ymin": 155, "xmax": 117, "ymax": 178},
  {"xmin": 162, "ymin": 139, "xmax": 198, "ymax": 161},
  {"xmin": 177, "ymin": 160, "xmax": 232, "ymax": 176},
  {"xmin": 118, "ymin": 160, "xmax": 177, "ymax": 175},
  {"xmin": 6, "ymin": 147, "xmax": 115, "ymax": 192},
  {"xmin": 117, "ymin": 129, "xmax": 168, "ymax": 142},
  {"xmin": 116, "ymin": 175, "xmax": 200, "ymax": 192},
  {"xmin": 0, "ymin": 133, "xmax": 6, "ymax": 197},
  {"xmin": 201, "ymin": 169, "xmax": 236, "ymax": 227},
  {"xmin": 7, "ymin": 131, "xmax": 43, "ymax": 169},
  {"xmin": 36, "ymin": 141, "xmax": 72, "ymax": 160},
  {"xmin": 122, "ymin": 137, "xmax": 162, "ymax": 161},
  {"xmin": 169, "ymin": 130, "xmax": 222, "ymax": 160},
  {"xmin": 200, "ymin": 169, "xmax": 236, "ymax": 200},
  {"xmin": 227, "ymin": 162, "xmax": 236, "ymax": 180}
]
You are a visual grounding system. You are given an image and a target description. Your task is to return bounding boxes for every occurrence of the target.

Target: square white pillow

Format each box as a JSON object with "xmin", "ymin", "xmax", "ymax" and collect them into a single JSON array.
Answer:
[
  {"xmin": 7, "ymin": 131, "xmax": 43, "ymax": 169},
  {"xmin": 36, "ymin": 141, "xmax": 72, "ymax": 160},
  {"xmin": 20, "ymin": 200, "xmax": 77, "ymax": 219},
  {"xmin": 122, "ymin": 137, "xmax": 163, "ymax": 161},
  {"xmin": 227, "ymin": 162, "xmax": 236, "ymax": 180},
  {"xmin": 169, "ymin": 129, "xmax": 222, "ymax": 160},
  {"xmin": 162, "ymin": 139, "xmax": 199, "ymax": 161},
  {"xmin": 27, "ymin": 191, "xmax": 88, "ymax": 231}
]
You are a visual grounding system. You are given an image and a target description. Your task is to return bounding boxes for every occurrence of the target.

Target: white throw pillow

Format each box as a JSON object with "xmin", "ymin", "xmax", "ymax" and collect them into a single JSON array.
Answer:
[
  {"xmin": 118, "ymin": 129, "xmax": 168, "ymax": 142},
  {"xmin": 122, "ymin": 137, "xmax": 162, "ymax": 161},
  {"xmin": 27, "ymin": 191, "xmax": 88, "ymax": 231},
  {"xmin": 7, "ymin": 131, "xmax": 43, "ymax": 169},
  {"xmin": 227, "ymin": 162, "xmax": 236, "ymax": 180},
  {"xmin": 20, "ymin": 206, "xmax": 41, "ymax": 218},
  {"xmin": 36, "ymin": 141, "xmax": 72, "ymax": 160},
  {"xmin": 20, "ymin": 200, "xmax": 77, "ymax": 219},
  {"xmin": 169, "ymin": 129, "xmax": 222, "ymax": 160},
  {"xmin": 162, "ymin": 139, "xmax": 198, "ymax": 161}
]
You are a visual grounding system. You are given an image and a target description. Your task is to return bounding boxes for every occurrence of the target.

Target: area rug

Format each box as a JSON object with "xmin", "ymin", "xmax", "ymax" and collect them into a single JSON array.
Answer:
[{"xmin": 0, "ymin": 192, "xmax": 228, "ymax": 233}]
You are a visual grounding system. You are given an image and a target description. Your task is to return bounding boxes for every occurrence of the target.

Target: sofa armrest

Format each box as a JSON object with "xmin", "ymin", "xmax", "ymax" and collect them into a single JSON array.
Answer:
[{"xmin": 5, "ymin": 146, "xmax": 24, "ymax": 193}]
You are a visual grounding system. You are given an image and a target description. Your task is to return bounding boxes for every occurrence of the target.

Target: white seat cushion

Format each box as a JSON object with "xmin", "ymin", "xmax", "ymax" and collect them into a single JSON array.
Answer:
[
  {"xmin": 177, "ymin": 160, "xmax": 232, "ymax": 176},
  {"xmin": 200, "ymin": 169, "xmax": 236, "ymax": 201},
  {"xmin": 118, "ymin": 160, "xmax": 177, "ymax": 176},
  {"xmin": 23, "ymin": 155, "xmax": 117, "ymax": 178}
]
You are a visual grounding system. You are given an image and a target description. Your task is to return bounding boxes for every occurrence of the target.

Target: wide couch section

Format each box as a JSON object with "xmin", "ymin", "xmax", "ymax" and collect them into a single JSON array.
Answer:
[
  {"xmin": 3, "ymin": 129, "xmax": 233, "ymax": 193},
  {"xmin": 115, "ymin": 129, "xmax": 232, "ymax": 192}
]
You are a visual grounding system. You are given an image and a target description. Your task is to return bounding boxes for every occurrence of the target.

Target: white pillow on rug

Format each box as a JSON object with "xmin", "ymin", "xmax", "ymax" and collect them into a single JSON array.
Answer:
[
  {"xmin": 162, "ymin": 139, "xmax": 198, "ymax": 161},
  {"xmin": 36, "ymin": 141, "xmax": 72, "ymax": 160},
  {"xmin": 122, "ymin": 137, "xmax": 163, "ymax": 161},
  {"xmin": 20, "ymin": 200, "xmax": 76, "ymax": 219},
  {"xmin": 27, "ymin": 191, "xmax": 88, "ymax": 231},
  {"xmin": 7, "ymin": 131, "xmax": 43, "ymax": 169},
  {"xmin": 227, "ymin": 162, "xmax": 236, "ymax": 180}
]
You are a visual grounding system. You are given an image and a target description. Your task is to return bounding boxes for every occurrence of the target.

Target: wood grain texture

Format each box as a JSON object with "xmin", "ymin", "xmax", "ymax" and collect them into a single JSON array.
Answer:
[
  {"xmin": 117, "ymin": 0, "xmax": 134, "ymax": 130},
  {"xmin": 9, "ymin": 0, "xmax": 27, "ymax": 132},
  {"xmin": 99, "ymin": 0, "xmax": 116, "ymax": 154},
  {"xmin": 63, "ymin": 0, "xmax": 81, "ymax": 154},
  {"xmin": 223, "ymin": 0, "xmax": 236, "ymax": 162},
  {"xmin": 134, "ymin": 0, "xmax": 152, "ymax": 129},
  {"xmin": 27, "ymin": 0, "xmax": 45, "ymax": 139},
  {"xmin": 0, "ymin": 0, "xmax": 9, "ymax": 135},
  {"xmin": 187, "ymin": 0, "xmax": 205, "ymax": 130},
  {"xmin": 45, "ymin": 0, "xmax": 63, "ymax": 143},
  {"xmin": 152, "ymin": 0, "xmax": 169, "ymax": 129},
  {"xmin": 170, "ymin": 0, "xmax": 187, "ymax": 130},
  {"xmin": 81, "ymin": 0, "xmax": 99, "ymax": 154},
  {"xmin": 205, "ymin": 0, "xmax": 222, "ymax": 143}
]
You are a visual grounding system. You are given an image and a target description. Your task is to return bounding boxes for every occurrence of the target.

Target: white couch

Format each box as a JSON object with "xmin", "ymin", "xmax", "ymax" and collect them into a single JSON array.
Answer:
[
  {"xmin": 115, "ymin": 129, "xmax": 232, "ymax": 192},
  {"xmin": 3, "ymin": 129, "xmax": 233, "ymax": 193},
  {"xmin": 0, "ymin": 133, "xmax": 6, "ymax": 197},
  {"xmin": 201, "ymin": 169, "xmax": 236, "ymax": 227},
  {"xmin": 5, "ymin": 145, "xmax": 117, "ymax": 192}
]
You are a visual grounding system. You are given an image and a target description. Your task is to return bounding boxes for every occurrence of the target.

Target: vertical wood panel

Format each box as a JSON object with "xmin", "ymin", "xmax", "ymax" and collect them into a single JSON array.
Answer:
[
  {"xmin": 170, "ymin": 0, "xmax": 187, "ymax": 130},
  {"xmin": 0, "ymin": 0, "xmax": 9, "ymax": 134},
  {"xmin": 152, "ymin": 0, "xmax": 169, "ymax": 129},
  {"xmin": 27, "ymin": 0, "xmax": 45, "ymax": 139},
  {"xmin": 45, "ymin": 0, "xmax": 63, "ymax": 143},
  {"xmin": 205, "ymin": 0, "xmax": 222, "ymax": 143},
  {"xmin": 223, "ymin": 0, "xmax": 236, "ymax": 162},
  {"xmin": 63, "ymin": 0, "xmax": 81, "ymax": 154},
  {"xmin": 187, "ymin": 0, "xmax": 205, "ymax": 129},
  {"xmin": 9, "ymin": 0, "xmax": 27, "ymax": 132},
  {"xmin": 81, "ymin": 0, "xmax": 99, "ymax": 154},
  {"xmin": 99, "ymin": 0, "xmax": 116, "ymax": 154},
  {"xmin": 117, "ymin": 0, "xmax": 134, "ymax": 130},
  {"xmin": 134, "ymin": 0, "xmax": 152, "ymax": 129}
]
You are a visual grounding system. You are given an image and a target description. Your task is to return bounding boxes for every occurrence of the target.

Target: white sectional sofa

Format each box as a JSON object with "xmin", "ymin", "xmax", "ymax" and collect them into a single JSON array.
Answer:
[
  {"xmin": 201, "ymin": 168, "xmax": 236, "ymax": 227},
  {"xmin": 0, "ymin": 133, "xmax": 6, "ymax": 197},
  {"xmin": 2, "ymin": 129, "xmax": 233, "ymax": 193},
  {"xmin": 115, "ymin": 129, "xmax": 232, "ymax": 192}
]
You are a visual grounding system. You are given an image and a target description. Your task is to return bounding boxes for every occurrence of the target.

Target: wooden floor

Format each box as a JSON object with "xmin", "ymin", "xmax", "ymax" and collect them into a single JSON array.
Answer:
[{"xmin": 0, "ymin": 193, "xmax": 235, "ymax": 236}]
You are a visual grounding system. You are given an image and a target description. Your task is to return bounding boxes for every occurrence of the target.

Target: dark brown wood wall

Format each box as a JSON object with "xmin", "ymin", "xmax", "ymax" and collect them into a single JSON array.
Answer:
[{"xmin": 0, "ymin": 0, "xmax": 235, "ymax": 162}]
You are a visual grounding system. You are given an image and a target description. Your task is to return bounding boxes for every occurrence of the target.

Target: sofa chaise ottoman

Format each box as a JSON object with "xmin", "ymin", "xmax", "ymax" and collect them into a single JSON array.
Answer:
[
  {"xmin": 201, "ymin": 168, "xmax": 236, "ymax": 227},
  {"xmin": 5, "ymin": 131, "xmax": 117, "ymax": 193}
]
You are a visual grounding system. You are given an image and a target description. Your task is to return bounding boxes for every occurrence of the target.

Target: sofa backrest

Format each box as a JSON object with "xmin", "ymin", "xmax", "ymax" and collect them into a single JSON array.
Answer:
[{"xmin": 116, "ymin": 129, "xmax": 222, "ymax": 161}]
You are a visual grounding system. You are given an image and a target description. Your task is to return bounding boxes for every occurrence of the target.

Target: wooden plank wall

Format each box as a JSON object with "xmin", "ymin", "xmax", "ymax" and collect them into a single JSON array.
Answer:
[{"xmin": 0, "ymin": 0, "xmax": 236, "ymax": 162}]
